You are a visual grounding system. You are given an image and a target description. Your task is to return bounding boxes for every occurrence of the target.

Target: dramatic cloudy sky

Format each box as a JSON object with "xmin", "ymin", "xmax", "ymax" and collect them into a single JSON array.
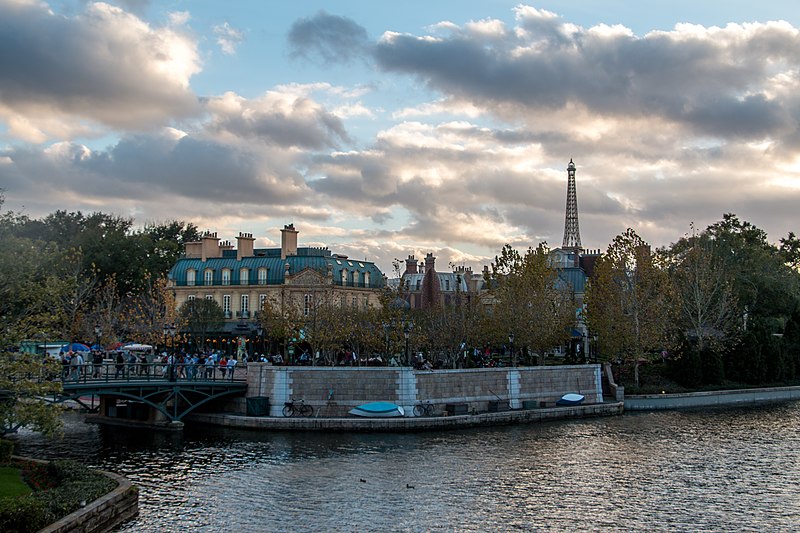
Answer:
[{"xmin": 1, "ymin": 1, "xmax": 799, "ymax": 275}]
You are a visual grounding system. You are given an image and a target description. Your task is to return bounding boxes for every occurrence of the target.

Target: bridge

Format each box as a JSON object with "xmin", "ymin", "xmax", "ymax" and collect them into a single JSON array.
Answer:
[{"xmin": 57, "ymin": 363, "xmax": 247, "ymax": 423}]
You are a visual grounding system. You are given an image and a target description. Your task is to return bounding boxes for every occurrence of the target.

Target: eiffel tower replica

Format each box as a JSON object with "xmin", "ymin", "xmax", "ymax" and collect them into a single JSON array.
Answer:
[{"xmin": 562, "ymin": 158, "xmax": 582, "ymax": 254}]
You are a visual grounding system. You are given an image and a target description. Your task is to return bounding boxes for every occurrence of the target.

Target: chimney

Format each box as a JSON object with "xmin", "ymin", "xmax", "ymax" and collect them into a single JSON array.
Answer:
[
  {"xmin": 424, "ymin": 253, "xmax": 436, "ymax": 273},
  {"xmin": 200, "ymin": 231, "xmax": 220, "ymax": 261},
  {"xmin": 281, "ymin": 224, "xmax": 298, "ymax": 259},
  {"xmin": 405, "ymin": 255, "xmax": 418, "ymax": 275},
  {"xmin": 236, "ymin": 232, "xmax": 255, "ymax": 260}
]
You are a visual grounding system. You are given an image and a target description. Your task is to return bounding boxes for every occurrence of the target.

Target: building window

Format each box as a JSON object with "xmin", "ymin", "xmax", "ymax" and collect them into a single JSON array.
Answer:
[
  {"xmin": 187, "ymin": 295, "xmax": 195, "ymax": 301},
  {"xmin": 416, "ymin": 279, "xmax": 421, "ymax": 291},
  {"xmin": 204, "ymin": 269, "xmax": 213, "ymax": 286},
  {"xmin": 353, "ymin": 271, "xmax": 360, "ymax": 286},
  {"xmin": 187, "ymin": 269, "xmax": 196, "ymax": 286},
  {"xmin": 223, "ymin": 295, "xmax": 231, "ymax": 316},
  {"xmin": 445, "ymin": 279, "xmax": 450, "ymax": 291},
  {"xmin": 340, "ymin": 295, "xmax": 346, "ymax": 308},
  {"xmin": 364, "ymin": 272, "xmax": 370, "ymax": 286},
  {"xmin": 341, "ymin": 269, "xmax": 347, "ymax": 285},
  {"xmin": 205, "ymin": 295, "xmax": 214, "ymax": 301},
  {"xmin": 222, "ymin": 269, "xmax": 231, "ymax": 286},
  {"xmin": 258, "ymin": 267, "xmax": 268, "ymax": 285},
  {"xmin": 352, "ymin": 297, "xmax": 357, "ymax": 309},
  {"xmin": 241, "ymin": 294, "xmax": 249, "ymax": 316},
  {"xmin": 240, "ymin": 268, "xmax": 249, "ymax": 285},
  {"xmin": 304, "ymin": 294, "xmax": 312, "ymax": 317},
  {"xmin": 259, "ymin": 294, "xmax": 267, "ymax": 310}
]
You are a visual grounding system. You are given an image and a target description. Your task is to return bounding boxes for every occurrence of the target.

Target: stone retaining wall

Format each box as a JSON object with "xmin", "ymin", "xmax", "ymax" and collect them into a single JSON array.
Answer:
[
  {"xmin": 36, "ymin": 469, "xmax": 138, "ymax": 533},
  {"xmin": 625, "ymin": 385, "xmax": 800, "ymax": 410},
  {"xmin": 244, "ymin": 364, "xmax": 602, "ymax": 417}
]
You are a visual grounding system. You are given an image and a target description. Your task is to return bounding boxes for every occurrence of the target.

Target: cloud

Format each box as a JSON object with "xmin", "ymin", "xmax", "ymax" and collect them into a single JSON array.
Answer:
[
  {"xmin": 213, "ymin": 21, "xmax": 244, "ymax": 55},
  {"xmin": 288, "ymin": 10, "xmax": 369, "ymax": 64},
  {"xmin": 205, "ymin": 90, "xmax": 351, "ymax": 149},
  {"xmin": 0, "ymin": 0, "xmax": 201, "ymax": 141},
  {"xmin": 372, "ymin": 12, "xmax": 800, "ymax": 145}
]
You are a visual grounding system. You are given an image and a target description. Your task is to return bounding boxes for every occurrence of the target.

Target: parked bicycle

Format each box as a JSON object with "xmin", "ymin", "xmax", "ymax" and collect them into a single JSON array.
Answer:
[
  {"xmin": 282, "ymin": 398, "xmax": 313, "ymax": 417},
  {"xmin": 413, "ymin": 401, "xmax": 435, "ymax": 417}
]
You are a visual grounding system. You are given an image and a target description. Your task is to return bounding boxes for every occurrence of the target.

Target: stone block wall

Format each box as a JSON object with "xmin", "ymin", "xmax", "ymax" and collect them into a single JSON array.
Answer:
[{"xmin": 245, "ymin": 364, "xmax": 602, "ymax": 417}]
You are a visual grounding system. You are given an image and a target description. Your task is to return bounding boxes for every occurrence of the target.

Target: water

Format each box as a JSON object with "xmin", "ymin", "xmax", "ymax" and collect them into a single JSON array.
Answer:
[{"xmin": 12, "ymin": 403, "xmax": 800, "ymax": 532}]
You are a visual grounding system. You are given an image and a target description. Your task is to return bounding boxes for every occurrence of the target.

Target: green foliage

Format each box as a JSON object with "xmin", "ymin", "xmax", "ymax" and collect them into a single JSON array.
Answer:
[
  {"xmin": 0, "ymin": 353, "xmax": 63, "ymax": 438},
  {"xmin": 586, "ymin": 229, "xmax": 674, "ymax": 386},
  {"xmin": 0, "ymin": 439, "xmax": 13, "ymax": 462},
  {"xmin": 0, "ymin": 459, "xmax": 116, "ymax": 533},
  {"xmin": 489, "ymin": 243, "xmax": 575, "ymax": 364},
  {"xmin": 0, "ymin": 493, "xmax": 47, "ymax": 533},
  {"xmin": 179, "ymin": 298, "xmax": 225, "ymax": 352}
]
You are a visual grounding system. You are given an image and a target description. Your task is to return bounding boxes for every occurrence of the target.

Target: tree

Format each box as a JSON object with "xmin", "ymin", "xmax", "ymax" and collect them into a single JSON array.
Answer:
[
  {"xmin": 120, "ymin": 275, "xmax": 178, "ymax": 348},
  {"xmin": 665, "ymin": 224, "xmax": 739, "ymax": 352},
  {"xmin": 585, "ymin": 229, "xmax": 673, "ymax": 387},
  {"xmin": 489, "ymin": 243, "xmax": 575, "ymax": 365},
  {"xmin": 0, "ymin": 353, "xmax": 63, "ymax": 437},
  {"xmin": 179, "ymin": 299, "xmax": 224, "ymax": 352}
]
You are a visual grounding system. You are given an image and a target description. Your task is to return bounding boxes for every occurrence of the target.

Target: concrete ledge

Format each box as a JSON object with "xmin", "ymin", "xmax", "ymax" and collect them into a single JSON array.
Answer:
[
  {"xmin": 38, "ymin": 469, "xmax": 138, "ymax": 533},
  {"xmin": 625, "ymin": 385, "xmax": 800, "ymax": 410},
  {"xmin": 186, "ymin": 401, "xmax": 623, "ymax": 431}
]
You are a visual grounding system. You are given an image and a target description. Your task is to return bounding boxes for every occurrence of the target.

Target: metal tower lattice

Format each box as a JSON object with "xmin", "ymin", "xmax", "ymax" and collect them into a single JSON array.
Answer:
[{"xmin": 562, "ymin": 158, "xmax": 582, "ymax": 249}]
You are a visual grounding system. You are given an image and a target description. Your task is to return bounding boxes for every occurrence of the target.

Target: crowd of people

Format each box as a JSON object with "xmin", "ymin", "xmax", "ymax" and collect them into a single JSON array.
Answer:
[{"xmin": 58, "ymin": 349, "xmax": 251, "ymax": 381}]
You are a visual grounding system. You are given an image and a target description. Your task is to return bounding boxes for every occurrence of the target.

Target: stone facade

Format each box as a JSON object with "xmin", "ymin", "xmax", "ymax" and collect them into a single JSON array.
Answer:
[{"xmin": 244, "ymin": 364, "xmax": 603, "ymax": 417}]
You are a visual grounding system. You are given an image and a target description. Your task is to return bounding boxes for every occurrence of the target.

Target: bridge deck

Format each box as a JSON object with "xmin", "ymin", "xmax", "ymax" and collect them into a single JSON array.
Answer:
[{"xmin": 58, "ymin": 363, "xmax": 247, "ymax": 422}]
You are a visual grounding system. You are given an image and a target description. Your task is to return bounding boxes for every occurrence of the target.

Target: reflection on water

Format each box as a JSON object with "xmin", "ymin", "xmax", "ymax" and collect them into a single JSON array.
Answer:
[{"xmin": 13, "ymin": 403, "xmax": 800, "ymax": 532}]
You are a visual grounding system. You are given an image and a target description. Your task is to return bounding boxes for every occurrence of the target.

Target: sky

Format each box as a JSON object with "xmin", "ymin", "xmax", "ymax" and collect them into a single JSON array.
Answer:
[{"xmin": 1, "ymin": 0, "xmax": 799, "ymax": 276}]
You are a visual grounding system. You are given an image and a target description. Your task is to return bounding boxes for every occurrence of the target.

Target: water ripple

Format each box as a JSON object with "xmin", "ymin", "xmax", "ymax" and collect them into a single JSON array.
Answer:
[{"xmin": 11, "ymin": 402, "xmax": 800, "ymax": 531}]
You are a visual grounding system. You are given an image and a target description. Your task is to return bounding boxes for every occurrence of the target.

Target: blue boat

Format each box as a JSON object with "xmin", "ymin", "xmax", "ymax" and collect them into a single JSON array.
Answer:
[
  {"xmin": 349, "ymin": 402, "xmax": 405, "ymax": 418},
  {"xmin": 556, "ymin": 393, "xmax": 585, "ymax": 406}
]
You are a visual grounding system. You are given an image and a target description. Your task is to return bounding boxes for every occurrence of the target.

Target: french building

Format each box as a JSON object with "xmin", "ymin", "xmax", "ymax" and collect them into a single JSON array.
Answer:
[{"xmin": 168, "ymin": 224, "xmax": 386, "ymax": 328}]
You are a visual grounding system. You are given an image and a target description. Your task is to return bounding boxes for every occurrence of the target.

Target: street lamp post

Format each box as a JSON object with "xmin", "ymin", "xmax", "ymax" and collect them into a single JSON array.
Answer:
[
  {"xmin": 403, "ymin": 322, "xmax": 413, "ymax": 366},
  {"xmin": 509, "ymin": 332, "xmax": 516, "ymax": 367},
  {"xmin": 256, "ymin": 325, "xmax": 264, "ymax": 358},
  {"xmin": 163, "ymin": 323, "xmax": 177, "ymax": 381},
  {"xmin": 383, "ymin": 322, "xmax": 391, "ymax": 360}
]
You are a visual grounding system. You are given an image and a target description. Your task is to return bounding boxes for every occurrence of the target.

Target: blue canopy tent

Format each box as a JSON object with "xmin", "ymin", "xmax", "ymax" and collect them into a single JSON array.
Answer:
[{"xmin": 60, "ymin": 343, "xmax": 90, "ymax": 353}]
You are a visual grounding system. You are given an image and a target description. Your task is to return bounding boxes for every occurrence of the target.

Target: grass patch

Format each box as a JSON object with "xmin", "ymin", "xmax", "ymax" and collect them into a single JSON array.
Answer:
[{"xmin": 0, "ymin": 467, "xmax": 32, "ymax": 499}]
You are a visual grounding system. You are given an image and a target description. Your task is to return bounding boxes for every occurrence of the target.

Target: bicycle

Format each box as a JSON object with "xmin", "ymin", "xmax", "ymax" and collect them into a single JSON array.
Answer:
[
  {"xmin": 413, "ymin": 401, "xmax": 435, "ymax": 417},
  {"xmin": 282, "ymin": 398, "xmax": 313, "ymax": 417}
]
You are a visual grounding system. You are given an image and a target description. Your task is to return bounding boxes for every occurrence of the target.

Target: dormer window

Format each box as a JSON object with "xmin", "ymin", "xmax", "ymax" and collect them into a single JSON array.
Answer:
[
  {"xmin": 204, "ymin": 269, "xmax": 213, "ymax": 286},
  {"xmin": 240, "ymin": 267, "xmax": 249, "ymax": 285},
  {"xmin": 186, "ymin": 269, "xmax": 196, "ymax": 286},
  {"xmin": 222, "ymin": 269, "xmax": 231, "ymax": 286},
  {"xmin": 258, "ymin": 267, "xmax": 268, "ymax": 285}
]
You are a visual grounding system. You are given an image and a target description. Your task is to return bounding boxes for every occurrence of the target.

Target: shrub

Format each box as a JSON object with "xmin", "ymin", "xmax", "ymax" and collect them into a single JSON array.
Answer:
[
  {"xmin": 0, "ymin": 439, "xmax": 13, "ymax": 462},
  {"xmin": 0, "ymin": 494, "xmax": 48, "ymax": 533}
]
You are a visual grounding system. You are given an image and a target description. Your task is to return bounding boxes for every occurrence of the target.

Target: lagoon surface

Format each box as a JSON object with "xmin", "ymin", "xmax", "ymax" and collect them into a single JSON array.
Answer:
[{"xmin": 13, "ymin": 403, "xmax": 800, "ymax": 532}]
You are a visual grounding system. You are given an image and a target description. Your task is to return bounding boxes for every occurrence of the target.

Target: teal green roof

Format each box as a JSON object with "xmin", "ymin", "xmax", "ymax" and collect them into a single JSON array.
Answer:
[{"xmin": 169, "ymin": 250, "xmax": 385, "ymax": 289}]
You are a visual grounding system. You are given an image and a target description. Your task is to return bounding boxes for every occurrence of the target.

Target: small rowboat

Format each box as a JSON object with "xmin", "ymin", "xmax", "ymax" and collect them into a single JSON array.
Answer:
[
  {"xmin": 556, "ymin": 393, "xmax": 585, "ymax": 406},
  {"xmin": 349, "ymin": 402, "xmax": 405, "ymax": 418}
]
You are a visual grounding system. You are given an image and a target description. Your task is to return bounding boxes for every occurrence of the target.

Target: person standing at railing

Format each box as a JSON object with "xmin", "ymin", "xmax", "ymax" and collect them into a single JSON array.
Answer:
[
  {"xmin": 69, "ymin": 351, "xmax": 84, "ymax": 381},
  {"xmin": 93, "ymin": 351, "xmax": 103, "ymax": 379},
  {"xmin": 204, "ymin": 354, "xmax": 214, "ymax": 379},
  {"xmin": 227, "ymin": 357, "xmax": 237, "ymax": 380},
  {"xmin": 219, "ymin": 356, "xmax": 228, "ymax": 379},
  {"xmin": 114, "ymin": 352, "xmax": 125, "ymax": 379}
]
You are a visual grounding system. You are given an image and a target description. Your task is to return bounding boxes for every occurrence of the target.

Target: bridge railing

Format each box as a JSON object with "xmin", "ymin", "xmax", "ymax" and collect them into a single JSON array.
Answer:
[{"xmin": 60, "ymin": 362, "xmax": 247, "ymax": 385}]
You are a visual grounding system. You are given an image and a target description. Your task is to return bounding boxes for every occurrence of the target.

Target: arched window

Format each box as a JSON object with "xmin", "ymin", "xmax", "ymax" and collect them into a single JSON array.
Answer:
[
  {"xmin": 258, "ymin": 267, "xmax": 268, "ymax": 285},
  {"xmin": 186, "ymin": 269, "xmax": 196, "ymax": 286},
  {"xmin": 240, "ymin": 268, "xmax": 249, "ymax": 285},
  {"xmin": 204, "ymin": 269, "xmax": 213, "ymax": 286},
  {"xmin": 222, "ymin": 269, "xmax": 231, "ymax": 286}
]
